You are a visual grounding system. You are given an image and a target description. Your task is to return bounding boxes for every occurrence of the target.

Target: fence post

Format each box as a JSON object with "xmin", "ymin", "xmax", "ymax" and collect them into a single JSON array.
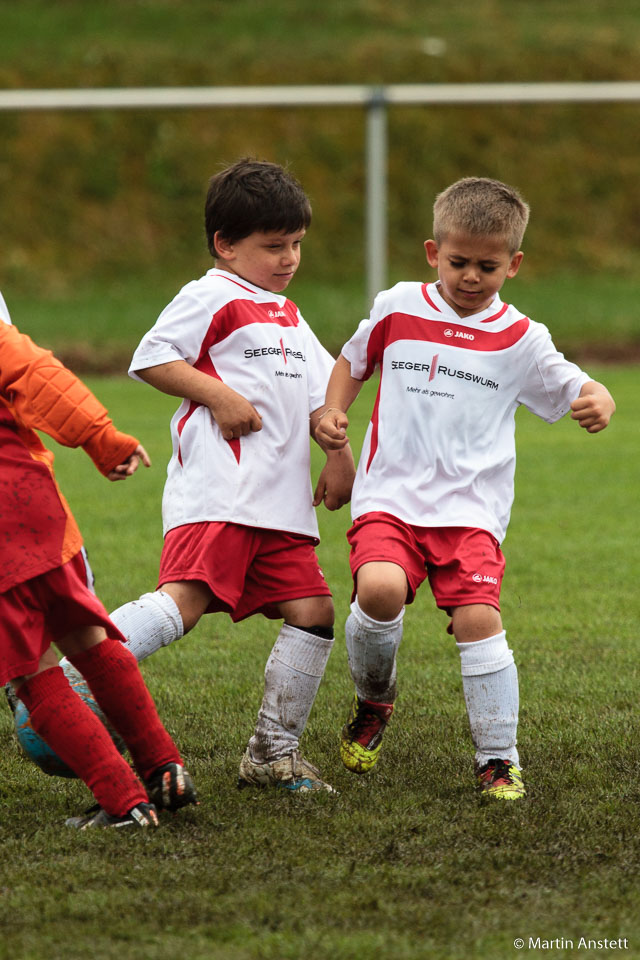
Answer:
[{"xmin": 365, "ymin": 86, "xmax": 388, "ymax": 308}]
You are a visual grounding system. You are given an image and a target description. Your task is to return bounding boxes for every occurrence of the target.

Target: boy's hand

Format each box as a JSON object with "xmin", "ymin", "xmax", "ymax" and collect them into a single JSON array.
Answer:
[
  {"xmin": 314, "ymin": 408, "xmax": 350, "ymax": 450},
  {"xmin": 570, "ymin": 381, "xmax": 615, "ymax": 433},
  {"xmin": 313, "ymin": 447, "xmax": 356, "ymax": 511},
  {"xmin": 107, "ymin": 444, "xmax": 151, "ymax": 481},
  {"xmin": 136, "ymin": 360, "xmax": 262, "ymax": 441},
  {"xmin": 209, "ymin": 387, "xmax": 263, "ymax": 440}
]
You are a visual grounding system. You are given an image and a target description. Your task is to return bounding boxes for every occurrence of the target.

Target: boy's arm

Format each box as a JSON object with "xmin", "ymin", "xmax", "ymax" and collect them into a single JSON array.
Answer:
[
  {"xmin": 0, "ymin": 322, "xmax": 147, "ymax": 477},
  {"xmin": 135, "ymin": 359, "xmax": 262, "ymax": 440},
  {"xmin": 311, "ymin": 445, "xmax": 356, "ymax": 511},
  {"xmin": 308, "ymin": 354, "xmax": 363, "ymax": 511},
  {"xmin": 312, "ymin": 355, "xmax": 364, "ymax": 451},
  {"xmin": 570, "ymin": 380, "xmax": 615, "ymax": 433}
]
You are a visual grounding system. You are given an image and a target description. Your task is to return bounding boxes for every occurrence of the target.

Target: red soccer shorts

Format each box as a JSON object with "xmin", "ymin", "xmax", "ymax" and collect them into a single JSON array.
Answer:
[
  {"xmin": 0, "ymin": 549, "xmax": 124, "ymax": 685},
  {"xmin": 158, "ymin": 521, "xmax": 331, "ymax": 622},
  {"xmin": 347, "ymin": 511, "xmax": 505, "ymax": 612}
]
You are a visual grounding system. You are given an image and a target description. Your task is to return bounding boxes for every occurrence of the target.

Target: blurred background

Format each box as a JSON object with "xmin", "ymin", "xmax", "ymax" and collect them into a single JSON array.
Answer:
[{"xmin": 1, "ymin": 0, "xmax": 639, "ymax": 367}]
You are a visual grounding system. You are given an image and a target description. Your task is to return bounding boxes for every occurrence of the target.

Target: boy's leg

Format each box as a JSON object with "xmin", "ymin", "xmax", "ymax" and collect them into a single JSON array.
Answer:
[
  {"xmin": 109, "ymin": 583, "xmax": 205, "ymax": 661},
  {"xmin": 14, "ymin": 656, "xmax": 154, "ymax": 824},
  {"xmin": 113, "ymin": 522, "xmax": 234, "ymax": 662},
  {"xmin": 239, "ymin": 595, "xmax": 335, "ymax": 793},
  {"xmin": 347, "ymin": 561, "xmax": 407, "ymax": 700},
  {"xmin": 340, "ymin": 561, "xmax": 406, "ymax": 774},
  {"xmin": 62, "ymin": 629, "xmax": 185, "ymax": 782},
  {"xmin": 453, "ymin": 604, "xmax": 524, "ymax": 799}
]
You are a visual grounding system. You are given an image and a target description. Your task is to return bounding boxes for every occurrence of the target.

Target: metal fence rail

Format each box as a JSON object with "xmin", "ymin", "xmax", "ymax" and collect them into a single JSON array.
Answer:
[{"xmin": 2, "ymin": 82, "xmax": 640, "ymax": 303}]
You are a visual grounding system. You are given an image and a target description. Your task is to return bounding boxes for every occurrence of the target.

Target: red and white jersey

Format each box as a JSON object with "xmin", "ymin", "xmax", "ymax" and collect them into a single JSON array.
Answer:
[
  {"xmin": 129, "ymin": 269, "xmax": 334, "ymax": 539},
  {"xmin": 343, "ymin": 281, "xmax": 590, "ymax": 543}
]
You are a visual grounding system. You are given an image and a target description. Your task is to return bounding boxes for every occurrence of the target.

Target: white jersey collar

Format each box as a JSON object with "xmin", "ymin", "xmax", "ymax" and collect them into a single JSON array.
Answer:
[
  {"xmin": 426, "ymin": 281, "xmax": 505, "ymax": 326},
  {"xmin": 205, "ymin": 267, "xmax": 287, "ymax": 304}
]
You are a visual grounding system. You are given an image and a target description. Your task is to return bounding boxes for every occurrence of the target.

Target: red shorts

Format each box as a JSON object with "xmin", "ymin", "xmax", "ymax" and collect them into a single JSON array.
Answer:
[
  {"xmin": 0, "ymin": 549, "xmax": 124, "ymax": 685},
  {"xmin": 347, "ymin": 511, "xmax": 505, "ymax": 612},
  {"xmin": 158, "ymin": 522, "xmax": 331, "ymax": 622}
]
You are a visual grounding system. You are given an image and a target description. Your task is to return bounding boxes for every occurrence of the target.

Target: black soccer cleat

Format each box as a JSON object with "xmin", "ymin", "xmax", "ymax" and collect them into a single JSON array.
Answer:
[{"xmin": 66, "ymin": 802, "xmax": 159, "ymax": 830}]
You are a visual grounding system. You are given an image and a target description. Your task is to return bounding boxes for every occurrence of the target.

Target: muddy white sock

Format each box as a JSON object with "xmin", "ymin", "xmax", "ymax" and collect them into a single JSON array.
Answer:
[
  {"xmin": 345, "ymin": 597, "xmax": 404, "ymax": 703},
  {"xmin": 457, "ymin": 631, "xmax": 520, "ymax": 768},
  {"xmin": 110, "ymin": 591, "xmax": 184, "ymax": 662},
  {"xmin": 248, "ymin": 623, "xmax": 334, "ymax": 763}
]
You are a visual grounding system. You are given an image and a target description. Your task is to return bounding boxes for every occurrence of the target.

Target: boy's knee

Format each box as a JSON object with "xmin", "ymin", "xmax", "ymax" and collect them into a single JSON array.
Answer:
[
  {"xmin": 451, "ymin": 604, "xmax": 503, "ymax": 644},
  {"xmin": 160, "ymin": 581, "xmax": 211, "ymax": 634},
  {"xmin": 356, "ymin": 562, "xmax": 407, "ymax": 622},
  {"xmin": 279, "ymin": 594, "xmax": 334, "ymax": 630}
]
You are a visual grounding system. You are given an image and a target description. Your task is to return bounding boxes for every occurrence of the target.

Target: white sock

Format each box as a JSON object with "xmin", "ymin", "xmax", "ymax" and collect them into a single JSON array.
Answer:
[
  {"xmin": 456, "ymin": 631, "xmax": 520, "ymax": 768},
  {"xmin": 248, "ymin": 623, "xmax": 334, "ymax": 763},
  {"xmin": 345, "ymin": 598, "xmax": 404, "ymax": 703},
  {"xmin": 110, "ymin": 591, "xmax": 184, "ymax": 662}
]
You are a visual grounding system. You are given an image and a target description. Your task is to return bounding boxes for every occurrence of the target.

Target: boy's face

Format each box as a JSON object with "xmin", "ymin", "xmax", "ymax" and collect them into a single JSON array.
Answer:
[
  {"xmin": 424, "ymin": 232, "xmax": 523, "ymax": 318},
  {"xmin": 213, "ymin": 228, "xmax": 305, "ymax": 293}
]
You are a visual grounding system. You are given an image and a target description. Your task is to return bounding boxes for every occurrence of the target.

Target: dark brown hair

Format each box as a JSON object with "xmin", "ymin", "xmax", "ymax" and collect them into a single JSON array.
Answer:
[{"xmin": 204, "ymin": 158, "xmax": 312, "ymax": 256}]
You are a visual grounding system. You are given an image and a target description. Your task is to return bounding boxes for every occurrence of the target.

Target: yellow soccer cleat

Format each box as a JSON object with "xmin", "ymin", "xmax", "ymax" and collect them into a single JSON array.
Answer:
[
  {"xmin": 340, "ymin": 694, "xmax": 394, "ymax": 774},
  {"xmin": 475, "ymin": 758, "xmax": 526, "ymax": 799}
]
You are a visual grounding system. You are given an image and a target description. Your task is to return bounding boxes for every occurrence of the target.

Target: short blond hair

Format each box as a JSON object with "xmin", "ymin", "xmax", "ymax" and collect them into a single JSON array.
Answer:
[{"xmin": 433, "ymin": 177, "xmax": 530, "ymax": 255}]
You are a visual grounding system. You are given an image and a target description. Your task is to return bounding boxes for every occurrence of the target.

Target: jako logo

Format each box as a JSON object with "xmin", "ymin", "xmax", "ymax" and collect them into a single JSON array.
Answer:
[
  {"xmin": 472, "ymin": 573, "xmax": 498, "ymax": 585},
  {"xmin": 268, "ymin": 309, "xmax": 287, "ymax": 319},
  {"xmin": 444, "ymin": 327, "xmax": 475, "ymax": 341}
]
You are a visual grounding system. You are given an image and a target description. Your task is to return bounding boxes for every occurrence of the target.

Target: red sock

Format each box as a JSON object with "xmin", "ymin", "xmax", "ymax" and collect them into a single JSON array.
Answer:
[
  {"xmin": 68, "ymin": 638, "xmax": 182, "ymax": 781},
  {"xmin": 18, "ymin": 667, "xmax": 147, "ymax": 817}
]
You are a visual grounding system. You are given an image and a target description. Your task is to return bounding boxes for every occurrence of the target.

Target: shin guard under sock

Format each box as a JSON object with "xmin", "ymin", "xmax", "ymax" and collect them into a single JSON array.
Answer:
[
  {"xmin": 68, "ymin": 638, "xmax": 182, "ymax": 782},
  {"xmin": 110, "ymin": 591, "xmax": 184, "ymax": 662},
  {"xmin": 18, "ymin": 667, "xmax": 146, "ymax": 816},
  {"xmin": 345, "ymin": 598, "xmax": 404, "ymax": 702},
  {"xmin": 248, "ymin": 623, "xmax": 334, "ymax": 763},
  {"xmin": 456, "ymin": 631, "xmax": 520, "ymax": 768}
]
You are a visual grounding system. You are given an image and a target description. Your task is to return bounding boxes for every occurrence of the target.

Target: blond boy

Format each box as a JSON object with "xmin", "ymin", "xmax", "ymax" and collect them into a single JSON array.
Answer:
[{"xmin": 316, "ymin": 177, "xmax": 614, "ymax": 798}]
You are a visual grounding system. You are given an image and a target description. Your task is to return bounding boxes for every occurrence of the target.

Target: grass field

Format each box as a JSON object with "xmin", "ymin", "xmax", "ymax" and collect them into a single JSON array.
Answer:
[
  {"xmin": 6, "ymin": 268, "xmax": 640, "ymax": 373},
  {"xmin": 4, "ymin": 0, "xmax": 640, "ymax": 298},
  {"xmin": 0, "ymin": 366, "xmax": 637, "ymax": 960}
]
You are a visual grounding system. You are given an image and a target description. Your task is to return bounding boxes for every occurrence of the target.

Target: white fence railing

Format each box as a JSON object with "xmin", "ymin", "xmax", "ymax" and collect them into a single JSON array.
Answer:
[{"xmin": 3, "ymin": 82, "xmax": 640, "ymax": 304}]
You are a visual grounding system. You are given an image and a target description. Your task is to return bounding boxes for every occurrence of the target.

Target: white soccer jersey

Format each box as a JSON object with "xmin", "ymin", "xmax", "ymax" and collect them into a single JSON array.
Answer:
[
  {"xmin": 343, "ymin": 281, "xmax": 590, "ymax": 543},
  {"xmin": 129, "ymin": 268, "xmax": 335, "ymax": 539},
  {"xmin": 0, "ymin": 290, "xmax": 12, "ymax": 325}
]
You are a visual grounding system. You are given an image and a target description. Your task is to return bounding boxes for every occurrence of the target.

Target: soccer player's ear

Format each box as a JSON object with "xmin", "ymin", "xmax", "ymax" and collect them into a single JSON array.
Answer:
[
  {"xmin": 424, "ymin": 240, "xmax": 439, "ymax": 268},
  {"xmin": 506, "ymin": 251, "xmax": 524, "ymax": 278},
  {"xmin": 213, "ymin": 232, "xmax": 234, "ymax": 262}
]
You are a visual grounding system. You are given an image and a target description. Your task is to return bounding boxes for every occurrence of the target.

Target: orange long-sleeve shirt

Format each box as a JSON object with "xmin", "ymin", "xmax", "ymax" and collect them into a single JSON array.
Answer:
[{"xmin": 0, "ymin": 320, "xmax": 139, "ymax": 593}]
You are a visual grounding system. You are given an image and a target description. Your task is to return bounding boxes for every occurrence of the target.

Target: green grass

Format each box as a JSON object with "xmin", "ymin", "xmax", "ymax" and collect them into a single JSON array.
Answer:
[
  {"xmin": 4, "ymin": 0, "xmax": 640, "ymax": 297},
  {"xmin": 0, "ymin": 366, "xmax": 638, "ymax": 960},
  {"xmin": 6, "ymin": 270, "xmax": 640, "ymax": 373},
  {"xmin": 3, "ymin": 0, "xmax": 640, "ymax": 86}
]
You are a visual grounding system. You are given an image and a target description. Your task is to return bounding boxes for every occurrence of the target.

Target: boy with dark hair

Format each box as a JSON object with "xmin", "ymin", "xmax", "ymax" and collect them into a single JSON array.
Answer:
[
  {"xmin": 0, "ymin": 299, "xmax": 197, "ymax": 829},
  {"xmin": 107, "ymin": 158, "xmax": 354, "ymax": 793},
  {"xmin": 316, "ymin": 176, "xmax": 615, "ymax": 799},
  {"xmin": 204, "ymin": 157, "xmax": 312, "ymax": 251}
]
